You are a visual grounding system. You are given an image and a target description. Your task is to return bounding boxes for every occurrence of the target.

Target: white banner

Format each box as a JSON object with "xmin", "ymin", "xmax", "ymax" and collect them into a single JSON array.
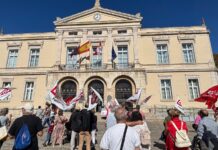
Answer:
[
  {"xmin": 0, "ymin": 88, "xmax": 11, "ymax": 100},
  {"xmin": 47, "ymin": 82, "xmax": 83, "ymax": 110},
  {"xmin": 91, "ymin": 87, "xmax": 103, "ymax": 102}
]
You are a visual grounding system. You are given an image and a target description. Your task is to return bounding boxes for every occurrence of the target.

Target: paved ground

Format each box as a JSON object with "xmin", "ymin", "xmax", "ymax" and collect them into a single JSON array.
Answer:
[{"xmin": 1, "ymin": 114, "xmax": 196, "ymax": 150}]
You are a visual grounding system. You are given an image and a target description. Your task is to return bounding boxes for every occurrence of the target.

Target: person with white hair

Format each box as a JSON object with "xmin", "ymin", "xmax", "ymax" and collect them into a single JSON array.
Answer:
[
  {"xmin": 8, "ymin": 103, "xmax": 43, "ymax": 150},
  {"xmin": 100, "ymin": 107, "xmax": 141, "ymax": 150}
]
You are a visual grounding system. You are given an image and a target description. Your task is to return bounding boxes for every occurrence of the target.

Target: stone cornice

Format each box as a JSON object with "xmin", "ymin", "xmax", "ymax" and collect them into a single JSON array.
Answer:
[
  {"xmin": 146, "ymin": 68, "xmax": 217, "ymax": 73},
  {"xmin": 140, "ymin": 27, "xmax": 209, "ymax": 36},
  {"xmin": 140, "ymin": 30, "xmax": 209, "ymax": 36},
  {"xmin": 0, "ymin": 35, "xmax": 55, "ymax": 41},
  {"xmin": 0, "ymin": 67, "xmax": 217, "ymax": 76},
  {"xmin": 54, "ymin": 7, "xmax": 142, "ymax": 26},
  {"xmin": 55, "ymin": 20, "xmax": 141, "ymax": 27}
]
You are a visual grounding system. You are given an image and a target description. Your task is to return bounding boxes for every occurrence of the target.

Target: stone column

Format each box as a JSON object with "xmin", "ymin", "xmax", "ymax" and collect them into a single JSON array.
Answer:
[
  {"xmin": 133, "ymin": 27, "xmax": 139, "ymax": 65},
  {"xmin": 55, "ymin": 30, "xmax": 63, "ymax": 65},
  {"xmin": 107, "ymin": 28, "xmax": 113, "ymax": 69}
]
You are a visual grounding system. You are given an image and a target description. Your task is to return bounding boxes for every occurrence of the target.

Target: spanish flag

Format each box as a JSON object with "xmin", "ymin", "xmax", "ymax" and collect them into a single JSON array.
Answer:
[{"xmin": 78, "ymin": 41, "xmax": 91, "ymax": 54}]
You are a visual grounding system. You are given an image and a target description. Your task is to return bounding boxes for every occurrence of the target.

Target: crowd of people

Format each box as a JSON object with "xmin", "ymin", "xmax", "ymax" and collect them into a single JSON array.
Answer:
[{"xmin": 0, "ymin": 100, "xmax": 218, "ymax": 150}]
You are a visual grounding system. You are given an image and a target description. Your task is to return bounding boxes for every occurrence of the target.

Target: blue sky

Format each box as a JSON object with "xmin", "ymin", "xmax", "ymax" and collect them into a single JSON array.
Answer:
[{"xmin": 0, "ymin": 0, "xmax": 218, "ymax": 53}]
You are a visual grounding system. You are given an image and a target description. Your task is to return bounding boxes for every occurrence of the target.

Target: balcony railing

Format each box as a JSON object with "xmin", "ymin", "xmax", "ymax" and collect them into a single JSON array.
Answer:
[
  {"xmin": 59, "ymin": 64, "xmax": 80, "ymax": 70},
  {"xmin": 85, "ymin": 63, "xmax": 107, "ymax": 70},
  {"xmin": 114, "ymin": 63, "xmax": 135, "ymax": 69},
  {"xmin": 58, "ymin": 63, "xmax": 135, "ymax": 71}
]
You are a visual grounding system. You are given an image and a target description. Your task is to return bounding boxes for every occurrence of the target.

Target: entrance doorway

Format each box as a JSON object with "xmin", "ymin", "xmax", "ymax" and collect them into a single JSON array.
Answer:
[
  {"xmin": 61, "ymin": 80, "xmax": 77, "ymax": 100},
  {"xmin": 115, "ymin": 79, "xmax": 132, "ymax": 103}
]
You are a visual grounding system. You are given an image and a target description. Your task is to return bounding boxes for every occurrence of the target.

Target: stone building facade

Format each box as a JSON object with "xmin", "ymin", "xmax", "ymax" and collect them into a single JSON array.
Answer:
[{"xmin": 0, "ymin": 0, "xmax": 217, "ymax": 109}]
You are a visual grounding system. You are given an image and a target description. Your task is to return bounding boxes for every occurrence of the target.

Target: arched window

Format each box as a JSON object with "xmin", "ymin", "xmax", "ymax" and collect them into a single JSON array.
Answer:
[
  {"xmin": 115, "ymin": 79, "xmax": 132, "ymax": 103},
  {"xmin": 61, "ymin": 80, "xmax": 77, "ymax": 100}
]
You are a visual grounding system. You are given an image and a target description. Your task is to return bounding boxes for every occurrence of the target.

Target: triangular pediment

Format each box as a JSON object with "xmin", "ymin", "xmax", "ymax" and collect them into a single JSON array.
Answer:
[{"xmin": 54, "ymin": 7, "xmax": 142, "ymax": 26}]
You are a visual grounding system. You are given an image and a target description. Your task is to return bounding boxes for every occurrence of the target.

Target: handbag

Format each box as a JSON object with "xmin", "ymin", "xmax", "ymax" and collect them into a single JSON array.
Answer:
[{"xmin": 0, "ymin": 126, "xmax": 7, "ymax": 140}]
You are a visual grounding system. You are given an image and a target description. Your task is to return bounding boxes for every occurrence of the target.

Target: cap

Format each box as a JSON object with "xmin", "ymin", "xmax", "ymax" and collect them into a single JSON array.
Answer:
[{"xmin": 175, "ymin": 99, "xmax": 184, "ymax": 114}]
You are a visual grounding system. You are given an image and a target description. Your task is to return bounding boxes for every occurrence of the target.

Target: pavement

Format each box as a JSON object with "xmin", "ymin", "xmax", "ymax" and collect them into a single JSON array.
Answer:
[{"xmin": 1, "ymin": 113, "xmax": 196, "ymax": 150}]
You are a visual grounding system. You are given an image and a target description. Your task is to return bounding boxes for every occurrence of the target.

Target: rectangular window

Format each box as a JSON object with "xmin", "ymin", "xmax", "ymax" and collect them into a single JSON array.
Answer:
[
  {"xmin": 66, "ymin": 47, "xmax": 79, "ymax": 69},
  {"xmin": 182, "ymin": 43, "xmax": 195, "ymax": 63},
  {"xmin": 118, "ymin": 30, "xmax": 127, "ymax": 34},
  {"xmin": 29, "ymin": 48, "xmax": 40, "ymax": 67},
  {"xmin": 69, "ymin": 32, "xmax": 77, "ymax": 35},
  {"xmin": 118, "ymin": 45, "xmax": 128, "ymax": 68},
  {"xmin": 24, "ymin": 82, "xmax": 34, "ymax": 101},
  {"xmin": 92, "ymin": 46, "xmax": 102, "ymax": 68},
  {"xmin": 2, "ymin": 82, "xmax": 11, "ymax": 88},
  {"xmin": 1, "ymin": 82, "xmax": 11, "ymax": 100},
  {"xmin": 7, "ymin": 49, "xmax": 18, "ymax": 68},
  {"xmin": 93, "ymin": 31, "xmax": 102, "ymax": 35},
  {"xmin": 156, "ymin": 44, "xmax": 169, "ymax": 64},
  {"xmin": 188, "ymin": 79, "xmax": 200, "ymax": 99},
  {"xmin": 161, "ymin": 79, "xmax": 172, "ymax": 99}
]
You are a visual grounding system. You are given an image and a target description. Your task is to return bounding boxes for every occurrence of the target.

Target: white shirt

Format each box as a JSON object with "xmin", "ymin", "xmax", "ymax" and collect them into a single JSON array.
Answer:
[{"xmin": 100, "ymin": 123, "xmax": 141, "ymax": 150}]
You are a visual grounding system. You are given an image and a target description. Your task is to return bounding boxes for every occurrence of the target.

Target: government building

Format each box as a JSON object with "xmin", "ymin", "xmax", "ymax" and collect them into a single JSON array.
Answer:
[{"xmin": 0, "ymin": 0, "xmax": 217, "ymax": 109}]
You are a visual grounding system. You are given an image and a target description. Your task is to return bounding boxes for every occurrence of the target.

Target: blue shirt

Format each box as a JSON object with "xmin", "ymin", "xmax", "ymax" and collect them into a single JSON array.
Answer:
[{"xmin": 197, "ymin": 117, "xmax": 218, "ymax": 140}]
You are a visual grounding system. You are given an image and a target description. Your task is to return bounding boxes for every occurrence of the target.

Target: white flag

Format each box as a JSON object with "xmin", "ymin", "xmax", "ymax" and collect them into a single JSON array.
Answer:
[
  {"xmin": 47, "ymin": 82, "xmax": 83, "ymax": 110},
  {"xmin": 127, "ymin": 88, "xmax": 142, "ymax": 102},
  {"xmin": 0, "ymin": 88, "xmax": 12, "ymax": 100},
  {"xmin": 91, "ymin": 87, "xmax": 103, "ymax": 103}
]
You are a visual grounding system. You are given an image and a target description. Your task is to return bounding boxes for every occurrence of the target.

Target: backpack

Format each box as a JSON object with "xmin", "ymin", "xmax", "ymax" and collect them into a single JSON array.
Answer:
[
  {"xmin": 139, "ymin": 124, "xmax": 151, "ymax": 146},
  {"xmin": 171, "ymin": 121, "xmax": 191, "ymax": 148},
  {"xmin": 14, "ymin": 124, "xmax": 31, "ymax": 149},
  {"xmin": 80, "ymin": 109, "xmax": 91, "ymax": 131}
]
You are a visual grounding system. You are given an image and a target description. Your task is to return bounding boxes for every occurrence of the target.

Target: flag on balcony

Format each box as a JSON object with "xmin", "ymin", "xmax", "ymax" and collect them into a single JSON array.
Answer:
[
  {"xmin": 78, "ymin": 41, "xmax": 91, "ymax": 54},
  {"xmin": 111, "ymin": 46, "xmax": 117, "ymax": 62},
  {"xmin": 93, "ymin": 42, "xmax": 102, "ymax": 55},
  {"xmin": 77, "ymin": 56, "xmax": 90, "ymax": 64}
]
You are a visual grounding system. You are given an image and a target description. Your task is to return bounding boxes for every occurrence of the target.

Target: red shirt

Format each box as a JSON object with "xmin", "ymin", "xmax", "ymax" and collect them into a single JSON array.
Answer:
[{"xmin": 165, "ymin": 117, "xmax": 189, "ymax": 150}]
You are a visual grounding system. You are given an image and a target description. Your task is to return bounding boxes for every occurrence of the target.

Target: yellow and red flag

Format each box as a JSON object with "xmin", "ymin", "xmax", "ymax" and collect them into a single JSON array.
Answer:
[{"xmin": 78, "ymin": 41, "xmax": 91, "ymax": 54}]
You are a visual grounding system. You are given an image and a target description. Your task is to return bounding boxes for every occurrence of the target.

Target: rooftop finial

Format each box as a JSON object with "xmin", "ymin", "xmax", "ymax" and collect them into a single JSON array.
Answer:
[
  {"xmin": 202, "ymin": 17, "xmax": 206, "ymax": 26},
  {"xmin": 94, "ymin": 0, "xmax": 100, "ymax": 8},
  {"xmin": 0, "ymin": 27, "xmax": 3, "ymax": 35}
]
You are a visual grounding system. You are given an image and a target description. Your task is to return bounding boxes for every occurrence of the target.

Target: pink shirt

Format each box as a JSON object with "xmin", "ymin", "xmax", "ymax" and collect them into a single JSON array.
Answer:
[{"xmin": 194, "ymin": 115, "xmax": 201, "ymax": 125}]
